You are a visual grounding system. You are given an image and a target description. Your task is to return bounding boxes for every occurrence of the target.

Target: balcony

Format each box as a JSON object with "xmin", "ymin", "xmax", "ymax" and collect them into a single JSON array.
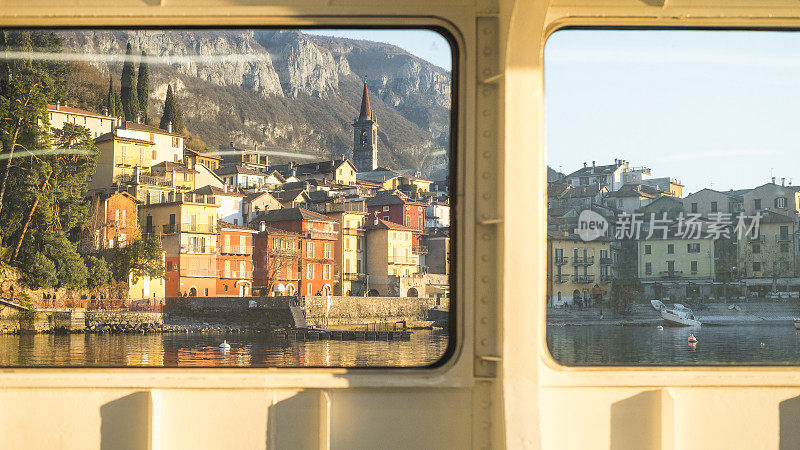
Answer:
[
  {"xmin": 219, "ymin": 270, "xmax": 254, "ymax": 279},
  {"xmin": 343, "ymin": 273, "xmax": 366, "ymax": 282},
  {"xmin": 220, "ymin": 245, "xmax": 253, "ymax": 255},
  {"xmin": 573, "ymin": 256, "xmax": 595, "ymax": 266},
  {"xmin": 777, "ymin": 235, "xmax": 793, "ymax": 243},
  {"xmin": 305, "ymin": 229, "xmax": 338, "ymax": 240},
  {"xmin": 179, "ymin": 268, "xmax": 217, "ymax": 277},
  {"xmin": 271, "ymin": 248, "xmax": 301, "ymax": 258},
  {"xmin": 573, "ymin": 275, "xmax": 595, "ymax": 284},
  {"xmin": 342, "ymin": 226, "xmax": 365, "ymax": 236},
  {"xmin": 137, "ymin": 174, "xmax": 172, "ymax": 187},
  {"xmin": 600, "ymin": 257, "xmax": 613, "ymax": 265},
  {"xmin": 412, "ymin": 245, "xmax": 428, "ymax": 255},
  {"xmin": 554, "ymin": 274, "xmax": 569, "ymax": 283},
  {"xmin": 388, "ymin": 256, "xmax": 417, "ymax": 265},
  {"xmin": 554, "ymin": 257, "xmax": 569, "ymax": 266},
  {"xmin": 180, "ymin": 244, "xmax": 217, "ymax": 254},
  {"xmin": 600, "ymin": 274, "xmax": 613, "ymax": 283},
  {"xmin": 181, "ymin": 223, "xmax": 219, "ymax": 234},
  {"xmin": 659, "ymin": 270, "xmax": 683, "ymax": 279}
]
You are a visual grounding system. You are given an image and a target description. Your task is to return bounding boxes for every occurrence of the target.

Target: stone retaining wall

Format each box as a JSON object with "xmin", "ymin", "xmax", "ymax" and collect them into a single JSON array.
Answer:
[
  {"xmin": 164, "ymin": 296, "xmax": 297, "ymax": 329},
  {"xmin": 303, "ymin": 296, "xmax": 448, "ymax": 327},
  {"xmin": 85, "ymin": 311, "xmax": 163, "ymax": 328}
]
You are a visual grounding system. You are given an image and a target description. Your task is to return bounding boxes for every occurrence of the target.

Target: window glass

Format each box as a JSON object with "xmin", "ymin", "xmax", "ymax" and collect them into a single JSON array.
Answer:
[
  {"xmin": 546, "ymin": 29, "xmax": 800, "ymax": 365},
  {"xmin": 0, "ymin": 27, "xmax": 452, "ymax": 368}
]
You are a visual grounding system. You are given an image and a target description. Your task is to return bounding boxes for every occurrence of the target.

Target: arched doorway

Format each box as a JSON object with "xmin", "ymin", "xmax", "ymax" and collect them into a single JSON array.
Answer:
[
  {"xmin": 322, "ymin": 284, "xmax": 332, "ymax": 296},
  {"xmin": 286, "ymin": 284, "xmax": 295, "ymax": 296},
  {"xmin": 238, "ymin": 281, "xmax": 252, "ymax": 297},
  {"xmin": 367, "ymin": 289, "xmax": 380, "ymax": 297},
  {"xmin": 272, "ymin": 283, "xmax": 286, "ymax": 296},
  {"xmin": 407, "ymin": 287, "xmax": 419, "ymax": 297},
  {"xmin": 188, "ymin": 287, "xmax": 198, "ymax": 297}
]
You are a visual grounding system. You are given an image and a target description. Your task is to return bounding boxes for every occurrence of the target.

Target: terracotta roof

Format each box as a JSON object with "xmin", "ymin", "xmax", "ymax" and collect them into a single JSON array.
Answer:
[
  {"xmin": 185, "ymin": 148, "xmax": 222, "ymax": 160},
  {"xmin": 151, "ymin": 161, "xmax": 198, "ymax": 174},
  {"xmin": 365, "ymin": 191, "xmax": 427, "ymax": 207},
  {"xmin": 605, "ymin": 183, "xmax": 662, "ymax": 199},
  {"xmin": 120, "ymin": 121, "xmax": 183, "ymax": 137},
  {"xmin": 254, "ymin": 207, "xmax": 337, "ymax": 224},
  {"xmin": 215, "ymin": 165, "xmax": 266, "ymax": 176},
  {"xmin": 193, "ymin": 185, "xmax": 245, "ymax": 197},
  {"xmin": 48, "ymin": 104, "xmax": 117, "ymax": 120},
  {"xmin": 244, "ymin": 191, "xmax": 278, "ymax": 203},
  {"xmin": 358, "ymin": 81, "xmax": 371, "ymax": 120},
  {"xmin": 94, "ymin": 131, "xmax": 153, "ymax": 146},
  {"xmin": 366, "ymin": 218, "xmax": 418, "ymax": 232},
  {"xmin": 218, "ymin": 220, "xmax": 257, "ymax": 232}
]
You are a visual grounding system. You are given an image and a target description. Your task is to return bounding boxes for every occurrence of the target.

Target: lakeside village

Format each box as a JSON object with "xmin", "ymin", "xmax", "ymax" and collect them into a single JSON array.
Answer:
[
  {"xmin": 0, "ymin": 38, "xmax": 449, "ymax": 336},
  {"xmin": 548, "ymin": 159, "xmax": 800, "ymax": 320}
]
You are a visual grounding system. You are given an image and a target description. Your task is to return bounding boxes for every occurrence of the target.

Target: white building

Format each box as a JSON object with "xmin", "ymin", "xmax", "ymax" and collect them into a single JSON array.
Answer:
[
  {"xmin": 46, "ymin": 103, "xmax": 120, "ymax": 139},
  {"xmin": 425, "ymin": 202, "xmax": 450, "ymax": 229},
  {"xmin": 193, "ymin": 185, "xmax": 246, "ymax": 226}
]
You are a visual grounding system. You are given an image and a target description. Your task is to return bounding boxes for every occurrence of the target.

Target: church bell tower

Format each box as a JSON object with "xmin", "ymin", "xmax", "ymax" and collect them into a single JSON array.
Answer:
[{"xmin": 352, "ymin": 79, "xmax": 378, "ymax": 172}]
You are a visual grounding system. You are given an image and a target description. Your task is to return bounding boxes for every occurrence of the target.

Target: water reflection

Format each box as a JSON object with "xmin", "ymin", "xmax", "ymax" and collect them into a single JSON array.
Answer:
[
  {"xmin": 0, "ymin": 330, "xmax": 449, "ymax": 367},
  {"xmin": 547, "ymin": 325, "xmax": 800, "ymax": 365}
]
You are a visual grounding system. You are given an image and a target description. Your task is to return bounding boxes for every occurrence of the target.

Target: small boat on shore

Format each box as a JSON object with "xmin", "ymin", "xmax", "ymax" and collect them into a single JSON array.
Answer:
[
  {"xmin": 660, "ymin": 303, "xmax": 702, "ymax": 327},
  {"xmin": 793, "ymin": 318, "xmax": 800, "ymax": 330}
]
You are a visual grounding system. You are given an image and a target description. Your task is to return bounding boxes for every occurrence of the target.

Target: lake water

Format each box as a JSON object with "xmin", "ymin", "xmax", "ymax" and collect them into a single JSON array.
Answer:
[
  {"xmin": 0, "ymin": 330, "xmax": 449, "ymax": 367},
  {"xmin": 547, "ymin": 324, "xmax": 800, "ymax": 365}
]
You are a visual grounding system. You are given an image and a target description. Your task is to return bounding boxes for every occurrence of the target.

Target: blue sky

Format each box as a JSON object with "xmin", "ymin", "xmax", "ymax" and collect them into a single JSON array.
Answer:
[
  {"xmin": 302, "ymin": 29, "xmax": 452, "ymax": 71},
  {"xmin": 545, "ymin": 30, "xmax": 800, "ymax": 194}
]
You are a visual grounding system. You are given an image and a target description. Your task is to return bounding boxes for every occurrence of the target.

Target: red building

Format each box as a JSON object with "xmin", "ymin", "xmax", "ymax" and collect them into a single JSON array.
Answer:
[
  {"xmin": 217, "ymin": 221, "xmax": 256, "ymax": 296},
  {"xmin": 366, "ymin": 191, "xmax": 426, "ymax": 245},
  {"xmin": 253, "ymin": 226, "xmax": 302, "ymax": 296},
  {"xmin": 253, "ymin": 208, "xmax": 338, "ymax": 296}
]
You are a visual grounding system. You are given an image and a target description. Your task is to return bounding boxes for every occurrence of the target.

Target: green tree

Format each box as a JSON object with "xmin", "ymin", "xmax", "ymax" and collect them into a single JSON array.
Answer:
[
  {"xmin": 84, "ymin": 255, "xmax": 112, "ymax": 288},
  {"xmin": 104, "ymin": 76, "xmax": 116, "ymax": 117},
  {"xmin": 114, "ymin": 86, "xmax": 124, "ymax": 121},
  {"xmin": 159, "ymin": 84, "xmax": 183, "ymax": 134},
  {"xmin": 120, "ymin": 42, "xmax": 138, "ymax": 122},
  {"xmin": 136, "ymin": 50, "xmax": 149, "ymax": 123},
  {"xmin": 22, "ymin": 251, "xmax": 57, "ymax": 289},
  {"xmin": 111, "ymin": 236, "xmax": 164, "ymax": 284},
  {"xmin": 610, "ymin": 277, "xmax": 643, "ymax": 315},
  {"xmin": 0, "ymin": 30, "xmax": 63, "ymax": 221}
]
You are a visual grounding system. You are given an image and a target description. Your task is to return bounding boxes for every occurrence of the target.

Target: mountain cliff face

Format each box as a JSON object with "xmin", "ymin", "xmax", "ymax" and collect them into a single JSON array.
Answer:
[{"xmin": 57, "ymin": 29, "xmax": 451, "ymax": 178}]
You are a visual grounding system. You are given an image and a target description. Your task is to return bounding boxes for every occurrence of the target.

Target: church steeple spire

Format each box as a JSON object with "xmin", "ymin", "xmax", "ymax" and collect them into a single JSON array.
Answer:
[
  {"xmin": 353, "ymin": 77, "xmax": 378, "ymax": 172},
  {"xmin": 358, "ymin": 78, "xmax": 371, "ymax": 120}
]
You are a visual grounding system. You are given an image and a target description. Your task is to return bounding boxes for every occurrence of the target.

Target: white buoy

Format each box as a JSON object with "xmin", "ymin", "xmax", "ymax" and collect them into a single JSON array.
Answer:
[
  {"xmin": 760, "ymin": 342, "xmax": 766, "ymax": 349},
  {"xmin": 657, "ymin": 325, "xmax": 664, "ymax": 330},
  {"xmin": 219, "ymin": 340, "xmax": 231, "ymax": 349}
]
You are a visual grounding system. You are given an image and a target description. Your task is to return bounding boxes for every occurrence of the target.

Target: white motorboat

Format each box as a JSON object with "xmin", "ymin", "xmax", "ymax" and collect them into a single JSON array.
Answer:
[
  {"xmin": 659, "ymin": 303, "xmax": 701, "ymax": 327},
  {"xmin": 793, "ymin": 318, "xmax": 800, "ymax": 330},
  {"xmin": 650, "ymin": 300, "xmax": 665, "ymax": 311}
]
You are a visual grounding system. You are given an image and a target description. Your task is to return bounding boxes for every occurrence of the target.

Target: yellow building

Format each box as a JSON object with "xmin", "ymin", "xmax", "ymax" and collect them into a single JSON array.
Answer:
[
  {"xmin": 547, "ymin": 231, "xmax": 612, "ymax": 306},
  {"xmin": 90, "ymin": 130, "xmax": 155, "ymax": 190},
  {"xmin": 365, "ymin": 219, "xmax": 419, "ymax": 296},
  {"xmin": 46, "ymin": 103, "xmax": 120, "ymax": 139},
  {"xmin": 326, "ymin": 210, "xmax": 367, "ymax": 295},
  {"xmin": 637, "ymin": 236, "xmax": 715, "ymax": 299},
  {"xmin": 115, "ymin": 121, "xmax": 186, "ymax": 166},
  {"xmin": 150, "ymin": 161, "xmax": 197, "ymax": 191},
  {"xmin": 140, "ymin": 191, "xmax": 220, "ymax": 297}
]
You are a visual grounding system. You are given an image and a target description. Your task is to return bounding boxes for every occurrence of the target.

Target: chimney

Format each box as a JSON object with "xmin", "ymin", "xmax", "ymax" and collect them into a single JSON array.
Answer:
[
  {"xmin": 583, "ymin": 162, "xmax": 587, "ymax": 168},
  {"xmin": 136, "ymin": 114, "xmax": 141, "ymax": 124},
  {"xmin": 103, "ymin": 108, "xmax": 108, "ymax": 116},
  {"xmin": 259, "ymin": 221, "xmax": 266, "ymax": 232},
  {"xmin": 341, "ymin": 153, "xmax": 345, "ymax": 161},
  {"xmin": 56, "ymin": 101, "xmax": 60, "ymax": 111},
  {"xmin": 229, "ymin": 141, "xmax": 234, "ymax": 148},
  {"xmin": 782, "ymin": 177, "xmax": 786, "ymax": 186},
  {"xmin": 592, "ymin": 160, "xmax": 596, "ymax": 167},
  {"xmin": 167, "ymin": 121, "xmax": 173, "ymax": 133},
  {"xmin": 772, "ymin": 176, "xmax": 776, "ymax": 184}
]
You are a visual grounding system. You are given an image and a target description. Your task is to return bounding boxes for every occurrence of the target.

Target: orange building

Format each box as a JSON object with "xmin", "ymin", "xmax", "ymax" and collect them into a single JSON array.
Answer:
[
  {"xmin": 217, "ymin": 221, "xmax": 256, "ymax": 296},
  {"xmin": 253, "ymin": 208, "xmax": 338, "ymax": 296},
  {"xmin": 79, "ymin": 191, "xmax": 140, "ymax": 253},
  {"xmin": 253, "ymin": 226, "xmax": 303, "ymax": 296}
]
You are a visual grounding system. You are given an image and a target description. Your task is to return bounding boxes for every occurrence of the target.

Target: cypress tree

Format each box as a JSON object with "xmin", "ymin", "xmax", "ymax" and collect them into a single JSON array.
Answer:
[
  {"xmin": 105, "ymin": 76, "xmax": 116, "ymax": 116},
  {"xmin": 114, "ymin": 87, "xmax": 124, "ymax": 121},
  {"xmin": 171, "ymin": 87, "xmax": 184, "ymax": 134},
  {"xmin": 136, "ymin": 50, "xmax": 149, "ymax": 123},
  {"xmin": 159, "ymin": 84, "xmax": 173, "ymax": 130},
  {"xmin": 120, "ymin": 42, "xmax": 138, "ymax": 122}
]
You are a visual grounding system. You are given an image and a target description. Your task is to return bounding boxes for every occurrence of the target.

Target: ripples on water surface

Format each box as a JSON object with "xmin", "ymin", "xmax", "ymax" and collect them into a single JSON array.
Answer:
[
  {"xmin": 548, "ymin": 325, "xmax": 800, "ymax": 365},
  {"xmin": 0, "ymin": 330, "xmax": 449, "ymax": 367}
]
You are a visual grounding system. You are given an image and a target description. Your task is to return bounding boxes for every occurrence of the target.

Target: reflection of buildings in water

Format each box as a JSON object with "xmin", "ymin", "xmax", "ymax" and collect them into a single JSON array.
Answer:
[{"xmin": 123, "ymin": 335, "xmax": 165, "ymax": 367}]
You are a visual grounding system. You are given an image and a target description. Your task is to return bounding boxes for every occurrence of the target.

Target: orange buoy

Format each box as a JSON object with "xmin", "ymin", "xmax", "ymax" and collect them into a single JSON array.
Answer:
[{"xmin": 687, "ymin": 334, "xmax": 697, "ymax": 344}]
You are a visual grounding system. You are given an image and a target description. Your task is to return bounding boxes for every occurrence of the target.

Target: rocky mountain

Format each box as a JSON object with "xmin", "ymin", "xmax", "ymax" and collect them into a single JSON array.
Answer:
[{"xmin": 57, "ymin": 29, "xmax": 451, "ymax": 178}]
